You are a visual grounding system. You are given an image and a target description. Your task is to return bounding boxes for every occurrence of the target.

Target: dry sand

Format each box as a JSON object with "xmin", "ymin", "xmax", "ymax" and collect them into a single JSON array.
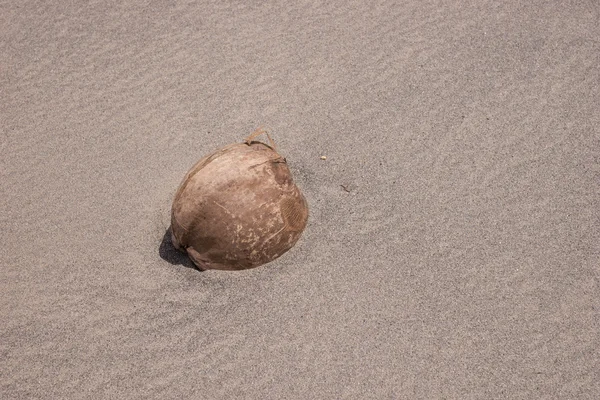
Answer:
[{"xmin": 2, "ymin": 1, "xmax": 599, "ymax": 398}]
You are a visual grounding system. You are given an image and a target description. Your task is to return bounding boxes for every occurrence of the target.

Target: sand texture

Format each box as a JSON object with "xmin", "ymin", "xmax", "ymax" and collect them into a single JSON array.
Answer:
[{"xmin": 2, "ymin": 1, "xmax": 599, "ymax": 398}]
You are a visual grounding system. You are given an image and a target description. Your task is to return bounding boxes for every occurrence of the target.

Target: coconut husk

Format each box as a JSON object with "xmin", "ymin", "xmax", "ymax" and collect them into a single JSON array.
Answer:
[{"xmin": 170, "ymin": 128, "xmax": 308, "ymax": 270}]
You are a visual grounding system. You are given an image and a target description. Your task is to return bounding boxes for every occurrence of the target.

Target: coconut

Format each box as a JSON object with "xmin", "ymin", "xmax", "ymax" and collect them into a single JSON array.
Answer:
[{"xmin": 170, "ymin": 128, "xmax": 308, "ymax": 270}]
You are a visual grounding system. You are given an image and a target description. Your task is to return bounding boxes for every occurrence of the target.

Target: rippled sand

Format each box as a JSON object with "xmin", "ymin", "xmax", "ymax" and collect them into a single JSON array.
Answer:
[{"xmin": 2, "ymin": 1, "xmax": 599, "ymax": 398}]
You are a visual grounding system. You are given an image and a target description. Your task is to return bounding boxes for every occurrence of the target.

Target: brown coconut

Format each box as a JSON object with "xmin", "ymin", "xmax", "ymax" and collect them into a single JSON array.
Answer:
[{"xmin": 170, "ymin": 128, "xmax": 308, "ymax": 270}]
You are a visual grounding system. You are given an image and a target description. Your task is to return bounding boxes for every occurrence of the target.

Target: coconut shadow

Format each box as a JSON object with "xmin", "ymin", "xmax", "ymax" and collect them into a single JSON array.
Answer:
[{"xmin": 158, "ymin": 228, "xmax": 204, "ymax": 271}]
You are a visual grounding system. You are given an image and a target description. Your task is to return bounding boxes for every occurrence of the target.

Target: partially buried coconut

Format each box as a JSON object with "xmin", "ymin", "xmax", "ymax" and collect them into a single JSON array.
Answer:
[{"xmin": 171, "ymin": 128, "xmax": 308, "ymax": 270}]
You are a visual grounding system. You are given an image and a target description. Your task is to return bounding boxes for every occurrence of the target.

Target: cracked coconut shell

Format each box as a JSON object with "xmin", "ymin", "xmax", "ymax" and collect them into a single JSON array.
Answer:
[{"xmin": 170, "ymin": 130, "xmax": 308, "ymax": 270}]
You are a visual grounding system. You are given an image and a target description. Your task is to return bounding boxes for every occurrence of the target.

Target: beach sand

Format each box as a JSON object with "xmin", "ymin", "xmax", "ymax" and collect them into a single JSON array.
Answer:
[{"xmin": 2, "ymin": 1, "xmax": 599, "ymax": 398}]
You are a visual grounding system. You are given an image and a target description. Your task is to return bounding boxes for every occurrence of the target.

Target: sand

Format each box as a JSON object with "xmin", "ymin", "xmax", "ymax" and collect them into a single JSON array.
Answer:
[{"xmin": 2, "ymin": 1, "xmax": 599, "ymax": 398}]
